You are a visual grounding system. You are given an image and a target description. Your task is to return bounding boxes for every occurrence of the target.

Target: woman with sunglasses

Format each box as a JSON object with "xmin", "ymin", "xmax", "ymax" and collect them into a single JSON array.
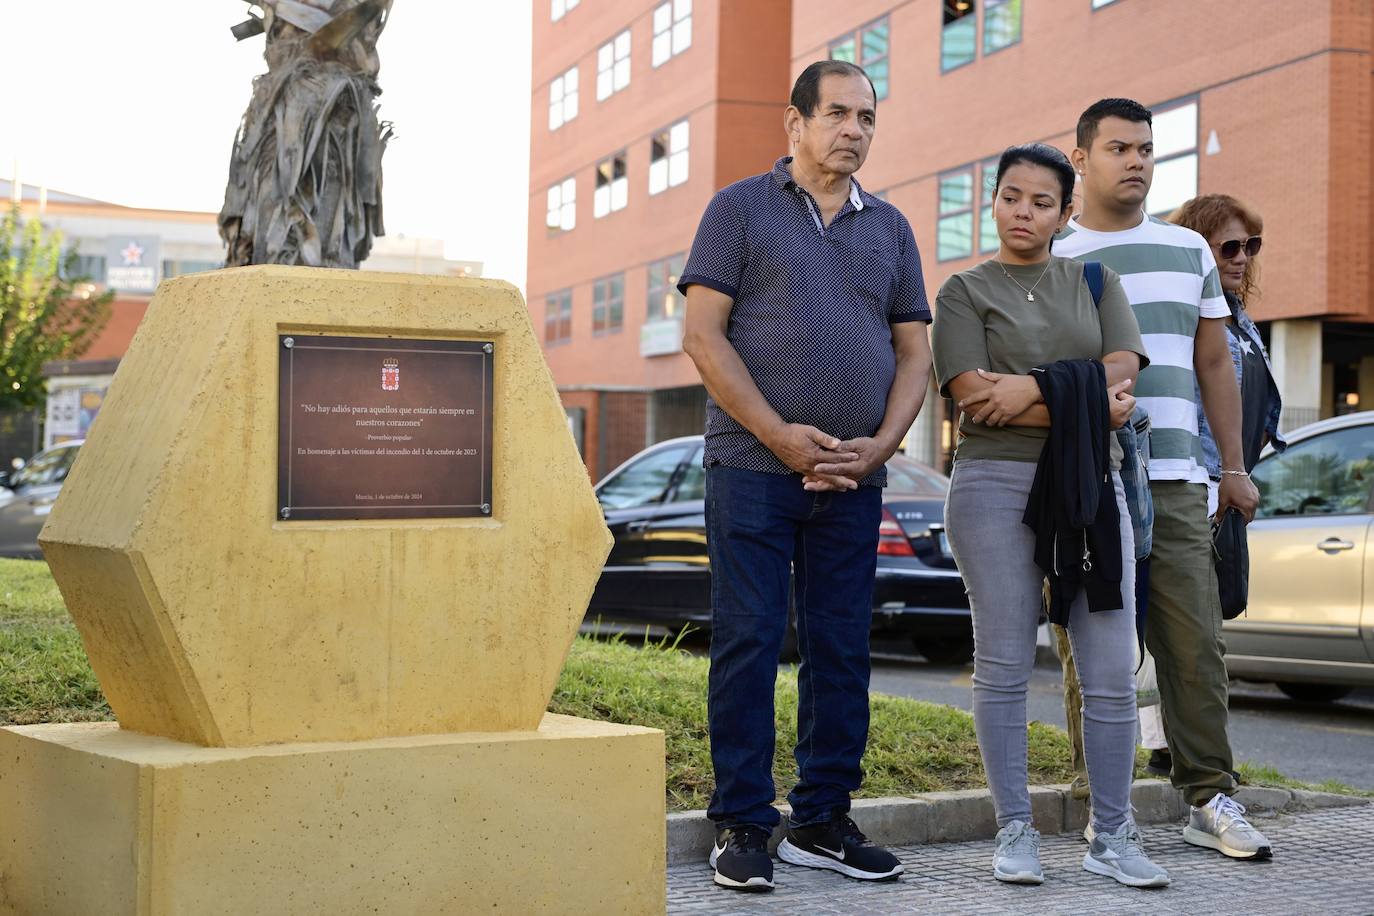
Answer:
[
  {"xmin": 1132, "ymin": 195, "xmax": 1289, "ymax": 780},
  {"xmin": 1169, "ymin": 195, "xmax": 1286, "ymax": 498}
]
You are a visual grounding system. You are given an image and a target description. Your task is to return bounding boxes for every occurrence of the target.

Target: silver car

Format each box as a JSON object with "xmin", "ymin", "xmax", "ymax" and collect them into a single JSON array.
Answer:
[
  {"xmin": 0, "ymin": 441, "xmax": 82, "ymax": 559},
  {"xmin": 1225, "ymin": 412, "xmax": 1374, "ymax": 701}
]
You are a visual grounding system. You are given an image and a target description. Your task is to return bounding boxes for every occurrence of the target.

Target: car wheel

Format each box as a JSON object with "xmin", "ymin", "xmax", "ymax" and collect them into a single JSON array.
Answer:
[
  {"xmin": 912, "ymin": 635, "xmax": 974, "ymax": 666},
  {"xmin": 1275, "ymin": 682, "xmax": 1354, "ymax": 703}
]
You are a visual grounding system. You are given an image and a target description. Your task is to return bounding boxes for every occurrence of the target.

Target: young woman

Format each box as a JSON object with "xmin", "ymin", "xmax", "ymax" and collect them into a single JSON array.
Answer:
[{"xmin": 931, "ymin": 143, "xmax": 1168, "ymax": 888}]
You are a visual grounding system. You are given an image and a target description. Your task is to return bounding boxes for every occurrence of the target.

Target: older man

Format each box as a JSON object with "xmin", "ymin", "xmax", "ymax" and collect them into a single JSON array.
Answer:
[{"xmin": 680, "ymin": 60, "xmax": 932, "ymax": 892}]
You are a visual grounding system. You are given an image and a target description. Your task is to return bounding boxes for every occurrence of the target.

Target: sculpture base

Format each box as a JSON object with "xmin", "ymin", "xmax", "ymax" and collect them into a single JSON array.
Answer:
[{"xmin": 0, "ymin": 715, "xmax": 664, "ymax": 915}]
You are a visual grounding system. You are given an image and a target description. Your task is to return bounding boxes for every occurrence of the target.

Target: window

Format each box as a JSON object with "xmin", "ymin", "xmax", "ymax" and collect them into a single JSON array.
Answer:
[
  {"xmin": 1145, "ymin": 100, "xmax": 1198, "ymax": 216},
  {"xmin": 652, "ymin": 0, "xmax": 692, "ymax": 67},
  {"xmin": 546, "ymin": 177, "xmax": 576, "ymax": 232},
  {"xmin": 10, "ymin": 445, "xmax": 79, "ymax": 489},
  {"xmin": 649, "ymin": 120, "xmax": 690, "ymax": 194},
  {"xmin": 647, "ymin": 253, "xmax": 686, "ymax": 320},
  {"xmin": 941, "ymin": 0, "xmax": 977, "ymax": 72},
  {"xmin": 1253, "ymin": 424, "xmax": 1374, "ymax": 518},
  {"xmin": 544, "ymin": 289, "xmax": 572, "ymax": 345},
  {"xmin": 551, "ymin": 0, "xmax": 579, "ymax": 22},
  {"xmin": 937, "ymin": 168, "xmax": 975, "ymax": 261},
  {"xmin": 829, "ymin": 17, "xmax": 890, "ymax": 100},
  {"xmin": 548, "ymin": 66, "xmax": 579, "ymax": 130},
  {"xmin": 675, "ymin": 445, "xmax": 706, "ymax": 501},
  {"xmin": 592, "ymin": 274, "xmax": 624, "ymax": 335},
  {"xmin": 63, "ymin": 254, "xmax": 106, "ymax": 282},
  {"xmin": 597, "ymin": 30, "xmax": 631, "ymax": 101},
  {"xmin": 596, "ymin": 444, "xmax": 690, "ymax": 509},
  {"xmin": 162, "ymin": 259, "xmax": 221, "ymax": 278},
  {"xmin": 978, "ymin": 157, "xmax": 999, "ymax": 254},
  {"xmin": 594, "ymin": 152, "xmax": 628, "ymax": 218},
  {"xmin": 983, "ymin": 0, "xmax": 1021, "ymax": 53}
]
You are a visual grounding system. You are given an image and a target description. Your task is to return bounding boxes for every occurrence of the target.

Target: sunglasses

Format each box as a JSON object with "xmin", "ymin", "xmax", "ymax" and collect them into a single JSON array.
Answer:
[{"xmin": 1216, "ymin": 236, "xmax": 1262, "ymax": 260}]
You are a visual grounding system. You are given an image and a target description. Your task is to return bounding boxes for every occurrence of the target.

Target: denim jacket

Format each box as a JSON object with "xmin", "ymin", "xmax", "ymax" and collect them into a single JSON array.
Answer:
[
  {"xmin": 1197, "ymin": 293, "xmax": 1287, "ymax": 478},
  {"xmin": 1116, "ymin": 407, "xmax": 1153, "ymax": 560}
]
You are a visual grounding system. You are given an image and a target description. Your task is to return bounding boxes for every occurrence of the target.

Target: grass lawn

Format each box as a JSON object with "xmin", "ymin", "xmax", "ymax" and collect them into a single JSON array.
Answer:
[{"xmin": 3, "ymin": 557, "xmax": 1362, "ymax": 810}]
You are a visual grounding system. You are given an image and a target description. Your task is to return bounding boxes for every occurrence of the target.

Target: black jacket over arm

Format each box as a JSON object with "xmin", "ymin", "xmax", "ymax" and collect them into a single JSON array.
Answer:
[{"xmin": 1022, "ymin": 359, "xmax": 1124, "ymax": 624}]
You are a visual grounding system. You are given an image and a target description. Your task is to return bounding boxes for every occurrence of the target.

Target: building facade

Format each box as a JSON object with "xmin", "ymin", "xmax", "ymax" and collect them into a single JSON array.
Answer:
[
  {"xmin": 5, "ymin": 180, "xmax": 480, "ymax": 451},
  {"xmin": 531, "ymin": 0, "xmax": 1374, "ymax": 474},
  {"xmin": 528, "ymin": 0, "xmax": 792, "ymax": 478}
]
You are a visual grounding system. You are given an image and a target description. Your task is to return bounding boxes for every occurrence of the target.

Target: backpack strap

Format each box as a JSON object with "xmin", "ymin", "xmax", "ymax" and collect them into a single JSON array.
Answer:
[{"xmin": 1083, "ymin": 260, "xmax": 1105, "ymax": 309}]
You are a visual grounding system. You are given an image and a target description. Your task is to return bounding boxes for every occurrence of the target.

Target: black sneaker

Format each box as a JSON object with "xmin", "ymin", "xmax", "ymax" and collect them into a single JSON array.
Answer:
[
  {"xmin": 777, "ymin": 814, "xmax": 903, "ymax": 881},
  {"xmin": 710, "ymin": 825, "xmax": 775, "ymax": 892},
  {"xmin": 1145, "ymin": 749, "xmax": 1172, "ymax": 778}
]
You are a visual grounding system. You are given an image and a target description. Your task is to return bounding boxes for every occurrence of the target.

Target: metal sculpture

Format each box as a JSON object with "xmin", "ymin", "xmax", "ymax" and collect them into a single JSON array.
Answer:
[{"xmin": 220, "ymin": 0, "xmax": 394, "ymax": 268}]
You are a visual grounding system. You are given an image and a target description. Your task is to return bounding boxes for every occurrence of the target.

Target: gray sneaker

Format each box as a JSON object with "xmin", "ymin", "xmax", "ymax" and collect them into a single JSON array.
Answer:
[
  {"xmin": 1183, "ymin": 792, "xmax": 1273, "ymax": 860},
  {"xmin": 992, "ymin": 820, "xmax": 1043, "ymax": 884},
  {"xmin": 1083, "ymin": 822, "xmax": 1170, "ymax": 888}
]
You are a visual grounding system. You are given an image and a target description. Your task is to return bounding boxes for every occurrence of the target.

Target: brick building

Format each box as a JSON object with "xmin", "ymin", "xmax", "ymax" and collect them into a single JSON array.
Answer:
[{"xmin": 529, "ymin": 0, "xmax": 1374, "ymax": 475}]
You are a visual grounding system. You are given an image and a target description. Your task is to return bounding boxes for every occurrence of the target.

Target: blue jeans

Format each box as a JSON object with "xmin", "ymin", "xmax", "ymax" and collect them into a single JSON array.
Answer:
[{"xmin": 704, "ymin": 465, "xmax": 881, "ymax": 830}]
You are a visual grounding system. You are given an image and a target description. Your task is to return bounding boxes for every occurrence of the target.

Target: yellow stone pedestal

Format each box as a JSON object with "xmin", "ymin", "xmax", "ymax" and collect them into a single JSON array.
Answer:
[{"xmin": 0, "ymin": 715, "xmax": 665, "ymax": 915}]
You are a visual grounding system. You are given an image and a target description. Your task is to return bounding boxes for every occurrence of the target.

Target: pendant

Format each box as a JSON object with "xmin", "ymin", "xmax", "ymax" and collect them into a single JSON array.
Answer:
[{"xmin": 1027, "ymin": 292, "xmax": 1035, "ymax": 301}]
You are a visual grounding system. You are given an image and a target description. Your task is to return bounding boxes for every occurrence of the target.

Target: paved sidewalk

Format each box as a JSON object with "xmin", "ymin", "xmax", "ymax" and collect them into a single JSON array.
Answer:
[{"xmin": 667, "ymin": 802, "xmax": 1372, "ymax": 914}]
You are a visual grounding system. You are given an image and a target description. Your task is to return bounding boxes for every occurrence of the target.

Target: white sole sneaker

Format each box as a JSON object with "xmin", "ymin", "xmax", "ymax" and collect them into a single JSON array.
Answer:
[
  {"xmin": 1082, "ymin": 852, "xmax": 1171, "ymax": 888},
  {"xmin": 993, "ymin": 865, "xmax": 1044, "ymax": 885},
  {"xmin": 709, "ymin": 843, "xmax": 775, "ymax": 891},
  {"xmin": 1182, "ymin": 825, "xmax": 1273, "ymax": 860},
  {"xmin": 776, "ymin": 839, "xmax": 904, "ymax": 881}
]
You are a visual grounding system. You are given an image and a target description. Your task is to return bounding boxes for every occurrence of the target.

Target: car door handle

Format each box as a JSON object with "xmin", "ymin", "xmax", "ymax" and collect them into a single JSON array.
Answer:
[
  {"xmin": 1317, "ymin": 537, "xmax": 1355, "ymax": 553},
  {"xmin": 626, "ymin": 520, "xmax": 650, "ymax": 533}
]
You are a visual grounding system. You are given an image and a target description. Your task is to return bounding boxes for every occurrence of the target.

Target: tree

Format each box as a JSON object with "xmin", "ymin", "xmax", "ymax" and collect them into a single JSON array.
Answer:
[{"xmin": 0, "ymin": 206, "xmax": 113, "ymax": 411}]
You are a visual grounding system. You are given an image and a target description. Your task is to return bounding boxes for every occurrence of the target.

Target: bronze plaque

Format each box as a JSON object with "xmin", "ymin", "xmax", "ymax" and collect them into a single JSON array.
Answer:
[{"xmin": 277, "ymin": 334, "xmax": 494, "ymax": 520}]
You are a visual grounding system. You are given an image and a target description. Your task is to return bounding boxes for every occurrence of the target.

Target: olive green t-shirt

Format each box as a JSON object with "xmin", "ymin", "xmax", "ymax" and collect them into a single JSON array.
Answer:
[{"xmin": 931, "ymin": 256, "xmax": 1148, "ymax": 463}]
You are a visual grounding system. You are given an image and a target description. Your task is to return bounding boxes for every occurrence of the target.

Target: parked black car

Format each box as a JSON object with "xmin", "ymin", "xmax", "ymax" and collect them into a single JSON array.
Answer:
[
  {"xmin": 588, "ymin": 436, "xmax": 973, "ymax": 663},
  {"xmin": 0, "ymin": 440, "xmax": 82, "ymax": 559}
]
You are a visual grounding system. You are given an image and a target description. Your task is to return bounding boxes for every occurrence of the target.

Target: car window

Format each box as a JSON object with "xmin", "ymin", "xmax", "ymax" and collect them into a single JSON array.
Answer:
[
  {"xmin": 9, "ymin": 447, "xmax": 77, "ymax": 489},
  {"xmin": 674, "ymin": 446, "xmax": 706, "ymax": 501},
  {"xmin": 597, "ymin": 445, "xmax": 689, "ymax": 510},
  {"xmin": 884, "ymin": 453, "xmax": 949, "ymax": 496},
  {"xmin": 1253, "ymin": 424, "xmax": 1374, "ymax": 518}
]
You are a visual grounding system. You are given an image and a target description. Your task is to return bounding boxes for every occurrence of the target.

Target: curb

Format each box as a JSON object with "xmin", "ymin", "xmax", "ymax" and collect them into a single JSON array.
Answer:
[{"xmin": 666, "ymin": 779, "xmax": 1368, "ymax": 865}]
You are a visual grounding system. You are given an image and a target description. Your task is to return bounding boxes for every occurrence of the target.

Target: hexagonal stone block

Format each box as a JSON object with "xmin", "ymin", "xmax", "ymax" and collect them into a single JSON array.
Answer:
[{"xmin": 40, "ymin": 266, "xmax": 612, "ymax": 747}]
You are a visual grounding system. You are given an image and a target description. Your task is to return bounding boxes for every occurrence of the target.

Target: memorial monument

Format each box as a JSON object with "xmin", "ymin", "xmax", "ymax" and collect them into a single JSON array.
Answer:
[{"xmin": 0, "ymin": 267, "xmax": 666, "ymax": 914}]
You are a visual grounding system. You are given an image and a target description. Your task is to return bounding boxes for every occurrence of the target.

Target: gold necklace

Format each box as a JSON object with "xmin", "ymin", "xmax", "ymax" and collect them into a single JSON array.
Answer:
[{"xmin": 996, "ymin": 258, "xmax": 1053, "ymax": 302}]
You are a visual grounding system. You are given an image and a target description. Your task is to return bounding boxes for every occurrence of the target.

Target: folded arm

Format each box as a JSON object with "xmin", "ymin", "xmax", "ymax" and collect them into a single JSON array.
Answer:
[{"xmin": 950, "ymin": 350, "xmax": 1142, "ymax": 429}]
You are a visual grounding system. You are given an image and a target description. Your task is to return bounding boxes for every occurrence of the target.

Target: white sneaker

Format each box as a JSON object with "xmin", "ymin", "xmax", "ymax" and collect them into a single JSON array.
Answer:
[
  {"xmin": 1183, "ymin": 792, "xmax": 1273, "ymax": 860},
  {"xmin": 1083, "ymin": 821, "xmax": 1170, "ymax": 888},
  {"xmin": 992, "ymin": 820, "xmax": 1043, "ymax": 884}
]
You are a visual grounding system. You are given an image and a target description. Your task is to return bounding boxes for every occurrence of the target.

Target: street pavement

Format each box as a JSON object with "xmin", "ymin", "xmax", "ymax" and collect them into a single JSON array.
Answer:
[
  {"xmin": 868, "ymin": 632, "xmax": 1374, "ymax": 792},
  {"xmin": 666, "ymin": 802, "xmax": 1374, "ymax": 914}
]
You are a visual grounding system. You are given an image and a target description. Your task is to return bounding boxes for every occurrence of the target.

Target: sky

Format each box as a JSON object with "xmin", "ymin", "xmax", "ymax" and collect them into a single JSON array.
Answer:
[{"xmin": 1, "ymin": 1, "xmax": 533, "ymax": 289}]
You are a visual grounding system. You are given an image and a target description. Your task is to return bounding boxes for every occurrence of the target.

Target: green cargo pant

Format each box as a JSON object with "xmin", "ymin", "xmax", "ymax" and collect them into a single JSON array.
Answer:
[{"xmin": 1145, "ymin": 480, "xmax": 1236, "ymax": 807}]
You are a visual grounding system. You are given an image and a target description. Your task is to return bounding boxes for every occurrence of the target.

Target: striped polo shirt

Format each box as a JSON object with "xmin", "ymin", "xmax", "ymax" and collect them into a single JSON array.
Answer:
[{"xmin": 1055, "ymin": 213, "xmax": 1228, "ymax": 483}]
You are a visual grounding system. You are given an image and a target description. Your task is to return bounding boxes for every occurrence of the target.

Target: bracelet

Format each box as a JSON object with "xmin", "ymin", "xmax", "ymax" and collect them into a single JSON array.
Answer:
[{"xmin": 1221, "ymin": 469, "xmax": 1249, "ymax": 477}]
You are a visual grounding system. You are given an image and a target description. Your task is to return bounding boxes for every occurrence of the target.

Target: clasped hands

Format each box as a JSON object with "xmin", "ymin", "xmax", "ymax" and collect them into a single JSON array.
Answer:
[
  {"xmin": 765, "ymin": 422, "xmax": 888, "ymax": 492},
  {"xmin": 959, "ymin": 369, "xmax": 1135, "ymax": 429}
]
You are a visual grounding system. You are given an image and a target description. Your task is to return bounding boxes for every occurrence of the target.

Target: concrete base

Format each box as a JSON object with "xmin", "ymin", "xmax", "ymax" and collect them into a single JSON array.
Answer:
[{"xmin": 0, "ymin": 714, "xmax": 665, "ymax": 915}]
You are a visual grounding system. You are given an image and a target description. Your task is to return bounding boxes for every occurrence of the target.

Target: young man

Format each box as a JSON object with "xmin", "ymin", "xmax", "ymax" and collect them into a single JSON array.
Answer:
[
  {"xmin": 1056, "ymin": 98, "xmax": 1272, "ymax": 861},
  {"xmin": 679, "ymin": 60, "xmax": 932, "ymax": 891}
]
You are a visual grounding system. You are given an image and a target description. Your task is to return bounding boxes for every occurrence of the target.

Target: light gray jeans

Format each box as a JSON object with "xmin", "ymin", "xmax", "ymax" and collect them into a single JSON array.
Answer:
[{"xmin": 946, "ymin": 459, "xmax": 1137, "ymax": 831}]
